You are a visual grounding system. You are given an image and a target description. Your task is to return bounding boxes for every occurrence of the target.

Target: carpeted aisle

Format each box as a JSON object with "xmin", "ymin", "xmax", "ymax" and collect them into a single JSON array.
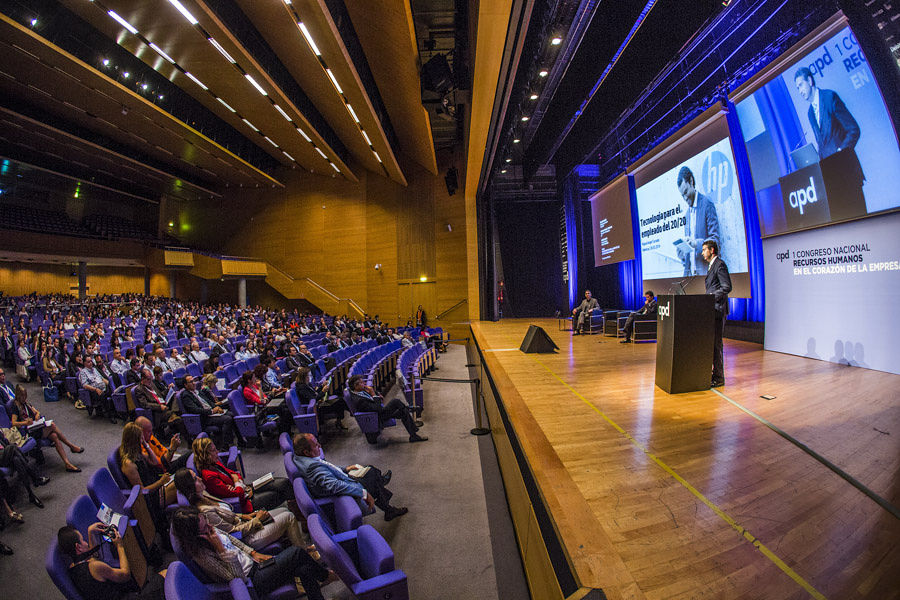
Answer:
[{"xmin": 0, "ymin": 344, "xmax": 525, "ymax": 598}]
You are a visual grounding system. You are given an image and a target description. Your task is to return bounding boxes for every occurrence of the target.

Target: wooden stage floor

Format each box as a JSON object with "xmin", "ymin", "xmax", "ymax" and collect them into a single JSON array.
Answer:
[{"xmin": 470, "ymin": 319, "xmax": 900, "ymax": 600}]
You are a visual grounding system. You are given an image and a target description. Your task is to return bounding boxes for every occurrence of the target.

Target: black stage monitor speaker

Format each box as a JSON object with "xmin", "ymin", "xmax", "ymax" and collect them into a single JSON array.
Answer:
[
  {"xmin": 422, "ymin": 54, "xmax": 454, "ymax": 94},
  {"xmin": 520, "ymin": 325, "xmax": 558, "ymax": 353}
]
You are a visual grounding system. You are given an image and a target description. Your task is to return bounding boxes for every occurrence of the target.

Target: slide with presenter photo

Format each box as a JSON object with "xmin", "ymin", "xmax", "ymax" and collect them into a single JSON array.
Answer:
[
  {"xmin": 735, "ymin": 25, "xmax": 900, "ymax": 237},
  {"xmin": 635, "ymin": 137, "xmax": 749, "ymax": 282}
]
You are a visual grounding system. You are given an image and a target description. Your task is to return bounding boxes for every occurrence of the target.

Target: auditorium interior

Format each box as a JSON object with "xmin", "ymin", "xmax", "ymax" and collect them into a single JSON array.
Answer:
[{"xmin": 0, "ymin": 0, "xmax": 898, "ymax": 599}]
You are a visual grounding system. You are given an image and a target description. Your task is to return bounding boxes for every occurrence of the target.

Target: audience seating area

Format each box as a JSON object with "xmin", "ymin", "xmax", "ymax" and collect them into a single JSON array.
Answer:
[
  {"xmin": 0, "ymin": 204, "xmax": 98, "ymax": 238},
  {"xmin": 0, "ymin": 203, "xmax": 175, "ymax": 242},
  {"xmin": 0, "ymin": 294, "xmax": 447, "ymax": 598}
]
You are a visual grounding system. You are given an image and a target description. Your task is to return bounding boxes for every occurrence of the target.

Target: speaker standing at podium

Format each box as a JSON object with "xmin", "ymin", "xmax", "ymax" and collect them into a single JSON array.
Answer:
[{"xmin": 702, "ymin": 240, "xmax": 731, "ymax": 388}]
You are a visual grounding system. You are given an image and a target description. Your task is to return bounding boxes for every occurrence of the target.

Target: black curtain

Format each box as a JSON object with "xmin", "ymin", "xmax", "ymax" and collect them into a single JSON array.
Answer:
[{"xmin": 495, "ymin": 201, "xmax": 564, "ymax": 317}]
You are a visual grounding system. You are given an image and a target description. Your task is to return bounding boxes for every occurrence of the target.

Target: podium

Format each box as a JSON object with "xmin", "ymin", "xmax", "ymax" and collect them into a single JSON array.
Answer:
[{"xmin": 655, "ymin": 294, "xmax": 715, "ymax": 394}]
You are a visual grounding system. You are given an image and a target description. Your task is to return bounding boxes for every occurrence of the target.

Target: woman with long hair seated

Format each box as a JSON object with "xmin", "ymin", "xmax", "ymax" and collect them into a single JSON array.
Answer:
[
  {"xmin": 173, "ymin": 468, "xmax": 304, "ymax": 549},
  {"xmin": 9, "ymin": 384, "xmax": 83, "ymax": 472},
  {"xmin": 117, "ymin": 423, "xmax": 175, "ymax": 530},
  {"xmin": 56, "ymin": 523, "xmax": 165, "ymax": 599},
  {"xmin": 192, "ymin": 437, "xmax": 294, "ymax": 513},
  {"xmin": 171, "ymin": 508, "xmax": 333, "ymax": 600}
]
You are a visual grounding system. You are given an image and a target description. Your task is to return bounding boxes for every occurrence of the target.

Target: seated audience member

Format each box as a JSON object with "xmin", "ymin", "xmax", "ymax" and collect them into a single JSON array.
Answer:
[
  {"xmin": 117, "ymin": 423, "xmax": 174, "ymax": 530},
  {"xmin": 296, "ymin": 345, "xmax": 315, "ymax": 368},
  {"xmin": 0, "ymin": 430, "xmax": 48, "ymax": 507},
  {"xmin": 620, "ymin": 290, "xmax": 658, "ymax": 343},
  {"xmin": 348, "ymin": 374, "xmax": 427, "ymax": 443},
  {"xmin": 292, "ymin": 433, "xmax": 406, "ymax": 521},
  {"xmin": 166, "ymin": 348, "xmax": 186, "ymax": 372},
  {"xmin": 233, "ymin": 344, "xmax": 253, "ymax": 361},
  {"xmin": 133, "ymin": 368, "xmax": 182, "ymax": 438},
  {"xmin": 125, "ymin": 357, "xmax": 143, "ymax": 386},
  {"xmin": 134, "ymin": 416, "xmax": 189, "ymax": 473},
  {"xmin": 284, "ymin": 346, "xmax": 302, "ymax": 373},
  {"xmin": 188, "ymin": 342, "xmax": 209, "ymax": 364},
  {"xmin": 193, "ymin": 437, "xmax": 293, "ymax": 513},
  {"xmin": 261, "ymin": 359, "xmax": 287, "ymax": 398},
  {"xmin": 294, "ymin": 367, "xmax": 345, "ymax": 429},
  {"xmin": 0, "ymin": 474, "xmax": 27, "ymax": 526},
  {"xmin": 56, "ymin": 524, "xmax": 166, "ymax": 600},
  {"xmin": 400, "ymin": 331, "xmax": 414, "ymax": 348},
  {"xmin": 178, "ymin": 375, "xmax": 235, "ymax": 447},
  {"xmin": 0, "ymin": 369, "xmax": 16, "ymax": 404},
  {"xmin": 67, "ymin": 352, "xmax": 84, "ymax": 379},
  {"xmin": 170, "ymin": 508, "xmax": 332, "ymax": 600},
  {"xmin": 203, "ymin": 354, "xmax": 222, "ymax": 375},
  {"xmin": 9, "ymin": 384, "xmax": 83, "ymax": 472},
  {"xmin": 173, "ymin": 469, "xmax": 304, "ymax": 549},
  {"xmin": 151, "ymin": 365, "xmax": 173, "ymax": 398},
  {"xmin": 16, "ymin": 338, "xmax": 34, "ymax": 380},
  {"xmin": 109, "ymin": 348, "xmax": 129, "ymax": 378},
  {"xmin": 42, "ymin": 345, "xmax": 64, "ymax": 385},
  {"xmin": 152, "ymin": 348, "xmax": 170, "ymax": 373},
  {"xmin": 79, "ymin": 356, "xmax": 117, "ymax": 424},
  {"xmin": 571, "ymin": 289, "xmax": 599, "ymax": 335}
]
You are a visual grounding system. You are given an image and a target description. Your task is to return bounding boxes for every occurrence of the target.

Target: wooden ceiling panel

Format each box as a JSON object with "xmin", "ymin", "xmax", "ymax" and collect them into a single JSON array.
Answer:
[
  {"xmin": 345, "ymin": 0, "xmax": 438, "ymax": 175},
  {"xmin": 235, "ymin": 0, "xmax": 407, "ymax": 184},
  {"xmin": 0, "ymin": 14, "xmax": 280, "ymax": 189},
  {"xmin": 57, "ymin": 0, "xmax": 357, "ymax": 181}
]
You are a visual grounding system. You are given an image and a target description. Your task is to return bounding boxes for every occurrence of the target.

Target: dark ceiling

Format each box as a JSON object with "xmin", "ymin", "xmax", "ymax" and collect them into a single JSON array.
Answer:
[{"xmin": 487, "ymin": 0, "xmax": 728, "ymax": 195}]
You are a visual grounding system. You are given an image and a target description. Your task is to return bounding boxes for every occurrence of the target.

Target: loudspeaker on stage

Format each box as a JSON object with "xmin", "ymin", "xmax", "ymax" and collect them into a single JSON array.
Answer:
[{"xmin": 520, "ymin": 325, "xmax": 559, "ymax": 353}]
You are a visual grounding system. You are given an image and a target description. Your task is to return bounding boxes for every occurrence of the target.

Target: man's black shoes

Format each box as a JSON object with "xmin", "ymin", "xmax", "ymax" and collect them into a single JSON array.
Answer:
[
  {"xmin": 384, "ymin": 506, "xmax": 408, "ymax": 522},
  {"xmin": 408, "ymin": 434, "xmax": 428, "ymax": 443}
]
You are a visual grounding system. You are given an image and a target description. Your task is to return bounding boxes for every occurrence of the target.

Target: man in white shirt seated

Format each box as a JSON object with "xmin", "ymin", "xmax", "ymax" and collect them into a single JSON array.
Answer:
[
  {"xmin": 78, "ymin": 356, "xmax": 116, "ymax": 424},
  {"xmin": 109, "ymin": 348, "xmax": 129, "ymax": 376},
  {"xmin": 189, "ymin": 341, "xmax": 209, "ymax": 364}
]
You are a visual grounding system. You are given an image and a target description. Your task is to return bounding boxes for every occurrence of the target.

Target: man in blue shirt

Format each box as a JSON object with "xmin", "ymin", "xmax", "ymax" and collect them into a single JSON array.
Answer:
[{"xmin": 291, "ymin": 433, "xmax": 407, "ymax": 521}]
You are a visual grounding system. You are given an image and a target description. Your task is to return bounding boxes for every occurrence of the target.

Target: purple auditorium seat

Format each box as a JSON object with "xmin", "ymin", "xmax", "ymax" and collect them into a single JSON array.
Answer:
[
  {"xmin": 46, "ymin": 539, "xmax": 87, "ymax": 600},
  {"xmin": 227, "ymin": 389, "xmax": 277, "ymax": 447},
  {"xmin": 164, "ymin": 561, "xmax": 253, "ymax": 600},
  {"xmin": 292, "ymin": 476, "xmax": 365, "ymax": 534},
  {"xmin": 307, "ymin": 513, "xmax": 409, "ymax": 600},
  {"xmin": 344, "ymin": 388, "xmax": 394, "ymax": 444},
  {"xmin": 285, "ymin": 387, "xmax": 317, "ymax": 437}
]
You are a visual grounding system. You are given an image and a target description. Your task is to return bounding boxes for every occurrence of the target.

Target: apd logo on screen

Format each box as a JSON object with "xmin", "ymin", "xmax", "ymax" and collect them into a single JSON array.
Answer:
[{"xmin": 778, "ymin": 164, "xmax": 831, "ymax": 229}]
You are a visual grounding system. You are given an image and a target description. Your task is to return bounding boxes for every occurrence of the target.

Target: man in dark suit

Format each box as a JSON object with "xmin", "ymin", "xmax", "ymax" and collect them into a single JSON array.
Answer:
[
  {"xmin": 677, "ymin": 167, "xmax": 720, "ymax": 277},
  {"xmin": 571, "ymin": 290, "xmax": 600, "ymax": 335},
  {"xmin": 620, "ymin": 291, "xmax": 658, "ymax": 343},
  {"xmin": 703, "ymin": 239, "xmax": 731, "ymax": 387},
  {"xmin": 348, "ymin": 375, "xmax": 426, "ymax": 443},
  {"xmin": 794, "ymin": 67, "xmax": 865, "ymax": 213},
  {"xmin": 178, "ymin": 374, "xmax": 235, "ymax": 447},
  {"xmin": 133, "ymin": 368, "xmax": 183, "ymax": 438}
]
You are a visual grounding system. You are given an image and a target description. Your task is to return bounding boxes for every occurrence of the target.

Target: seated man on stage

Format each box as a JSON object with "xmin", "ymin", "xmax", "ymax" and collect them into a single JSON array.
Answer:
[
  {"xmin": 620, "ymin": 291, "xmax": 657, "ymax": 343},
  {"xmin": 571, "ymin": 290, "xmax": 599, "ymax": 335}
]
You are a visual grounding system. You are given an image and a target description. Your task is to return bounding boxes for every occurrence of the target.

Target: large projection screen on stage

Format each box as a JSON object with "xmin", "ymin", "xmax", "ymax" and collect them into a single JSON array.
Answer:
[
  {"xmin": 732, "ymin": 17, "xmax": 900, "ymax": 238},
  {"xmin": 630, "ymin": 111, "xmax": 751, "ymax": 297},
  {"xmin": 590, "ymin": 175, "xmax": 635, "ymax": 266},
  {"xmin": 762, "ymin": 211, "xmax": 900, "ymax": 375}
]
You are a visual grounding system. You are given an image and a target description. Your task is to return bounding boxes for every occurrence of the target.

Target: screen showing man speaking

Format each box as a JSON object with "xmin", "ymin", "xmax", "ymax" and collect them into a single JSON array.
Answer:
[
  {"xmin": 635, "ymin": 137, "xmax": 750, "ymax": 285},
  {"xmin": 734, "ymin": 24, "xmax": 900, "ymax": 237}
]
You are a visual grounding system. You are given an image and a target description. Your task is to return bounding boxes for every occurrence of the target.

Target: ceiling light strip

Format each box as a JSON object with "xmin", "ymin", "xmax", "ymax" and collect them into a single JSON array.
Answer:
[{"xmin": 108, "ymin": 10, "xmax": 138, "ymax": 34}]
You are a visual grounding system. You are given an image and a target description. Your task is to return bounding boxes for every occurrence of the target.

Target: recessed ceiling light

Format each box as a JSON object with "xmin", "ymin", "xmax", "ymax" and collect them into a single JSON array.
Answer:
[
  {"xmin": 166, "ymin": 0, "xmax": 198, "ymax": 25},
  {"xmin": 513, "ymin": 139, "xmax": 520, "ymax": 143},
  {"xmin": 274, "ymin": 104, "xmax": 292, "ymax": 121},
  {"xmin": 329, "ymin": 162, "xmax": 340, "ymax": 172},
  {"xmin": 244, "ymin": 74, "xmax": 267, "ymax": 96},
  {"xmin": 264, "ymin": 136, "xmax": 278, "ymax": 148},
  {"xmin": 242, "ymin": 118, "xmax": 259, "ymax": 132},
  {"xmin": 149, "ymin": 42, "xmax": 175, "ymax": 64},
  {"xmin": 282, "ymin": 151, "xmax": 295, "ymax": 161},
  {"xmin": 530, "ymin": 94, "xmax": 538, "ymax": 100},
  {"xmin": 102, "ymin": 59, "xmax": 110, "ymax": 66},
  {"xmin": 296, "ymin": 127, "xmax": 311, "ymax": 142},
  {"xmin": 216, "ymin": 97, "xmax": 235, "ymax": 112},
  {"xmin": 374, "ymin": 151, "xmax": 382, "ymax": 163},
  {"xmin": 326, "ymin": 69, "xmax": 343, "ymax": 94},
  {"xmin": 346, "ymin": 104, "xmax": 359, "ymax": 123},
  {"xmin": 500, "ymin": 169, "xmax": 507, "ymax": 174},
  {"xmin": 298, "ymin": 22, "xmax": 321, "ymax": 56},
  {"xmin": 538, "ymin": 70, "xmax": 548, "ymax": 77},
  {"xmin": 521, "ymin": 116, "xmax": 529, "ymax": 121},
  {"xmin": 361, "ymin": 131, "xmax": 372, "ymax": 146},
  {"xmin": 122, "ymin": 71, "xmax": 130, "ymax": 78},
  {"xmin": 551, "ymin": 37, "xmax": 562, "ymax": 45},
  {"xmin": 315, "ymin": 147, "xmax": 327, "ymax": 159},
  {"xmin": 185, "ymin": 72, "xmax": 208, "ymax": 90},
  {"xmin": 505, "ymin": 158, "xmax": 511, "ymax": 163},
  {"xmin": 107, "ymin": 10, "xmax": 138, "ymax": 34},
  {"xmin": 208, "ymin": 37, "xmax": 236, "ymax": 63}
]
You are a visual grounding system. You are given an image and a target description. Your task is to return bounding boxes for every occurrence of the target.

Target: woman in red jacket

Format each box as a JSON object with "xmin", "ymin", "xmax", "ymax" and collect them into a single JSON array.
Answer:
[{"xmin": 193, "ymin": 437, "xmax": 293, "ymax": 513}]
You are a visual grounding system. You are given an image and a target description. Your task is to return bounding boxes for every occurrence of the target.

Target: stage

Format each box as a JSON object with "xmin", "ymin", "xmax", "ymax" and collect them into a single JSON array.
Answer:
[{"xmin": 468, "ymin": 319, "xmax": 899, "ymax": 600}]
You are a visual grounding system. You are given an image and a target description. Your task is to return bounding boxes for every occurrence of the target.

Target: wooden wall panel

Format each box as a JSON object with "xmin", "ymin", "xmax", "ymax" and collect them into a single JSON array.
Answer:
[
  {"xmin": 0, "ymin": 262, "xmax": 73, "ymax": 296},
  {"xmin": 365, "ymin": 168, "xmax": 400, "ymax": 321}
]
